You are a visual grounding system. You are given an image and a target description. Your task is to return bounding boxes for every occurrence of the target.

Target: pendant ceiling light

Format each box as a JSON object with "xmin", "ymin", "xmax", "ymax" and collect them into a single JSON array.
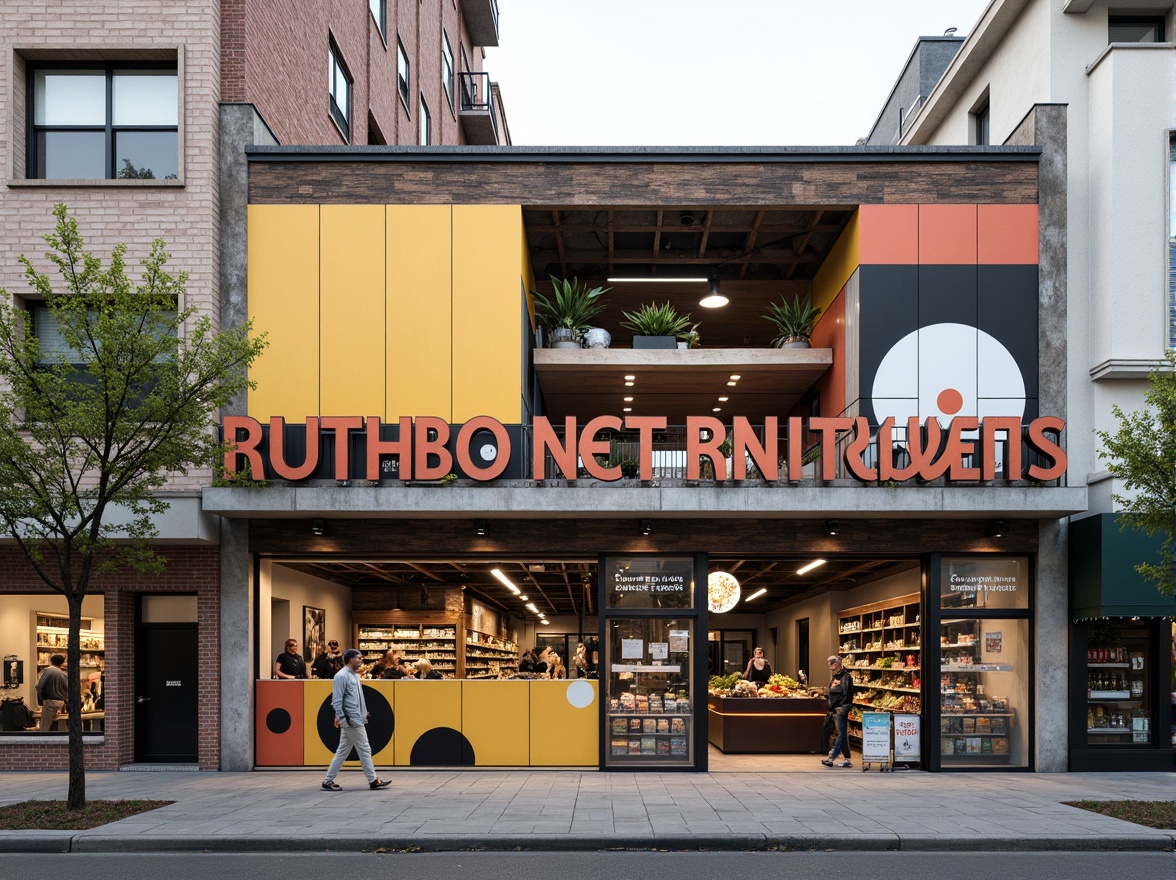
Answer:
[{"xmin": 699, "ymin": 275, "xmax": 728, "ymax": 308}]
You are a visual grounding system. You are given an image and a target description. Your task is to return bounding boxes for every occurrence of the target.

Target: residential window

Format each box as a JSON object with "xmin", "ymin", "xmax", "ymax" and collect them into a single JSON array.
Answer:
[
  {"xmin": 442, "ymin": 31, "xmax": 455, "ymax": 110},
  {"xmin": 397, "ymin": 37, "xmax": 411, "ymax": 108},
  {"xmin": 369, "ymin": 0, "xmax": 386, "ymax": 41},
  {"xmin": 328, "ymin": 39, "xmax": 352, "ymax": 141},
  {"xmin": 1109, "ymin": 15, "xmax": 1164, "ymax": 43},
  {"xmin": 29, "ymin": 64, "xmax": 178, "ymax": 180},
  {"xmin": 1169, "ymin": 136, "xmax": 1175, "ymax": 349},
  {"xmin": 972, "ymin": 100, "xmax": 990, "ymax": 146},
  {"xmin": 419, "ymin": 95, "xmax": 430, "ymax": 146}
]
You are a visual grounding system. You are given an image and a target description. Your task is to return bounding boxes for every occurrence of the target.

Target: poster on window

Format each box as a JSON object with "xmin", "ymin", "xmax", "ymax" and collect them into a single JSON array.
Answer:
[
  {"xmin": 984, "ymin": 632, "xmax": 1002, "ymax": 653},
  {"xmin": 893, "ymin": 714, "xmax": 921, "ymax": 763}
]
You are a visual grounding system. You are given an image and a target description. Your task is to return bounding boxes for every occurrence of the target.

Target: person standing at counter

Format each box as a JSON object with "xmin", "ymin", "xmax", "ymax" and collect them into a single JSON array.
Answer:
[
  {"xmin": 312, "ymin": 640, "xmax": 344, "ymax": 680},
  {"xmin": 820, "ymin": 654, "xmax": 854, "ymax": 768},
  {"xmin": 573, "ymin": 643, "xmax": 588, "ymax": 678},
  {"xmin": 743, "ymin": 647, "xmax": 773, "ymax": 685},
  {"xmin": 372, "ymin": 649, "xmax": 408, "ymax": 679},
  {"xmin": 413, "ymin": 658, "xmax": 443, "ymax": 680},
  {"xmin": 274, "ymin": 639, "xmax": 307, "ymax": 679},
  {"xmin": 36, "ymin": 654, "xmax": 68, "ymax": 731},
  {"xmin": 322, "ymin": 649, "xmax": 392, "ymax": 792}
]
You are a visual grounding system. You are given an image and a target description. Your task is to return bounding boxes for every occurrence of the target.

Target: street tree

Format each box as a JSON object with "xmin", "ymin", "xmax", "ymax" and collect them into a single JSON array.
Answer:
[
  {"xmin": 0, "ymin": 205, "xmax": 266, "ymax": 807},
  {"xmin": 1094, "ymin": 350, "xmax": 1176, "ymax": 599}
]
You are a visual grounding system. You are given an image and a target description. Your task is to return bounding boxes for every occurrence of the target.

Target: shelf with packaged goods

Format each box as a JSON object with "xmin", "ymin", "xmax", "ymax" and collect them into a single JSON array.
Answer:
[
  {"xmin": 35, "ymin": 618, "xmax": 105, "ymax": 670},
  {"xmin": 354, "ymin": 616, "xmax": 458, "ymax": 676},
  {"xmin": 837, "ymin": 592, "xmax": 922, "ymax": 725}
]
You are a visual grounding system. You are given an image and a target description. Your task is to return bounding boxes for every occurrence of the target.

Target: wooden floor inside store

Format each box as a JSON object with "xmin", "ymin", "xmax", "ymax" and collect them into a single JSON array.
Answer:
[{"xmin": 706, "ymin": 745, "xmax": 921, "ymax": 772}]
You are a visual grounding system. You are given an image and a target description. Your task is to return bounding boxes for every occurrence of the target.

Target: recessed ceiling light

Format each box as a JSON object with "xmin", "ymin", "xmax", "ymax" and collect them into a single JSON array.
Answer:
[
  {"xmin": 623, "ymin": 407, "xmax": 632, "ymax": 412},
  {"xmin": 624, "ymin": 397, "xmax": 633, "ymax": 402},
  {"xmin": 712, "ymin": 407, "xmax": 721, "ymax": 412},
  {"xmin": 730, "ymin": 375, "xmax": 741, "ymax": 381},
  {"xmin": 797, "ymin": 559, "xmax": 827, "ymax": 575},
  {"xmin": 625, "ymin": 381, "xmax": 634, "ymax": 387},
  {"xmin": 727, "ymin": 381, "xmax": 736, "ymax": 387},
  {"xmin": 718, "ymin": 396, "xmax": 728, "ymax": 402},
  {"xmin": 519, "ymin": 595, "xmax": 528, "ymax": 601},
  {"xmin": 624, "ymin": 375, "xmax": 636, "ymax": 381}
]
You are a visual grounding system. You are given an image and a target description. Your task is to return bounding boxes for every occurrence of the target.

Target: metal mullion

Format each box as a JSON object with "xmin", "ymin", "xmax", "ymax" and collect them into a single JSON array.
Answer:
[{"xmin": 104, "ymin": 64, "xmax": 114, "ymax": 179}]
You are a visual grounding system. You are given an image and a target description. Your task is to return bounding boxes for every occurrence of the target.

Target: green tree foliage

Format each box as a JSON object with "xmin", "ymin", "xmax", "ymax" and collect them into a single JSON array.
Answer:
[
  {"xmin": 0, "ymin": 205, "xmax": 267, "ymax": 807},
  {"xmin": 1094, "ymin": 350, "xmax": 1176, "ymax": 599}
]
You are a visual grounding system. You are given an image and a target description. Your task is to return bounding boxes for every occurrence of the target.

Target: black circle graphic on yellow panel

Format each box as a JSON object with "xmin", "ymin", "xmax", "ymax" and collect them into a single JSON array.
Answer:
[
  {"xmin": 315, "ymin": 686, "xmax": 394, "ymax": 756},
  {"xmin": 265, "ymin": 708, "xmax": 292, "ymax": 735},
  {"xmin": 409, "ymin": 727, "xmax": 474, "ymax": 766}
]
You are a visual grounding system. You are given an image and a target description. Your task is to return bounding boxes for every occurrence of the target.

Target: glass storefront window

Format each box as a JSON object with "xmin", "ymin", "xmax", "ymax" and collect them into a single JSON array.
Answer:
[
  {"xmin": 940, "ymin": 617, "xmax": 1029, "ymax": 767},
  {"xmin": 941, "ymin": 556, "xmax": 1029, "ymax": 610},
  {"xmin": 605, "ymin": 616, "xmax": 695, "ymax": 767},
  {"xmin": 604, "ymin": 555, "xmax": 694, "ymax": 610},
  {"xmin": 1084, "ymin": 620, "xmax": 1154, "ymax": 747}
]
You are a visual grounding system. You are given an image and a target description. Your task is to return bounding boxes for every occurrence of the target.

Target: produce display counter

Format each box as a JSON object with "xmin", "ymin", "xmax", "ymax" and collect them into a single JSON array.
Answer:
[
  {"xmin": 707, "ymin": 695, "xmax": 826, "ymax": 753},
  {"xmin": 255, "ymin": 678, "xmax": 598, "ymax": 768}
]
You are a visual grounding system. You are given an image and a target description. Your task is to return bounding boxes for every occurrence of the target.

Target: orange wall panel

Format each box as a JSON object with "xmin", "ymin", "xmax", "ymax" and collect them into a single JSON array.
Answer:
[
  {"xmin": 857, "ymin": 204, "xmax": 918, "ymax": 264},
  {"xmin": 978, "ymin": 204, "xmax": 1039, "ymax": 264},
  {"xmin": 809, "ymin": 289, "xmax": 846, "ymax": 418},
  {"xmin": 255, "ymin": 681, "xmax": 304, "ymax": 766},
  {"xmin": 918, "ymin": 204, "xmax": 978, "ymax": 264}
]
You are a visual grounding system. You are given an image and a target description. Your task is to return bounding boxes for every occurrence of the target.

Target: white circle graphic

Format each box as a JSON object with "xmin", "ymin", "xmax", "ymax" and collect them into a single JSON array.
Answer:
[
  {"xmin": 870, "ymin": 322, "xmax": 1025, "ymax": 424},
  {"xmin": 566, "ymin": 679, "xmax": 595, "ymax": 709},
  {"xmin": 708, "ymin": 571, "xmax": 741, "ymax": 614},
  {"xmin": 479, "ymin": 443, "xmax": 497, "ymax": 462}
]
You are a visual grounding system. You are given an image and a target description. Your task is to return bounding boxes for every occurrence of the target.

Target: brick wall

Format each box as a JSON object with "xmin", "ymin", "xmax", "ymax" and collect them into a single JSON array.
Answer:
[
  {"xmin": 0, "ymin": 546, "xmax": 221, "ymax": 770},
  {"xmin": 239, "ymin": 0, "xmax": 480, "ymax": 146}
]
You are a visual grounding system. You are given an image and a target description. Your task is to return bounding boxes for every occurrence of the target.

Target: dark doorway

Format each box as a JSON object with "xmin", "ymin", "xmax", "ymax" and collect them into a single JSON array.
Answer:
[
  {"xmin": 797, "ymin": 618, "xmax": 810, "ymax": 682},
  {"xmin": 134, "ymin": 622, "xmax": 198, "ymax": 762}
]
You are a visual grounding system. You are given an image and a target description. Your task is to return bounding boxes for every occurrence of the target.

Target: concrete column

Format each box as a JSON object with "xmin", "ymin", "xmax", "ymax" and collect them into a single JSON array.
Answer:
[
  {"xmin": 219, "ymin": 517, "xmax": 253, "ymax": 770},
  {"xmin": 1035, "ymin": 517, "xmax": 1069, "ymax": 771}
]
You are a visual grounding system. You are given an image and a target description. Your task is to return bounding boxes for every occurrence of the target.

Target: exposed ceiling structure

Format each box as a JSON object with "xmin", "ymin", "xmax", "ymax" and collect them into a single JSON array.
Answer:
[
  {"xmin": 278, "ymin": 555, "xmax": 918, "ymax": 620},
  {"xmin": 523, "ymin": 206, "xmax": 855, "ymax": 284}
]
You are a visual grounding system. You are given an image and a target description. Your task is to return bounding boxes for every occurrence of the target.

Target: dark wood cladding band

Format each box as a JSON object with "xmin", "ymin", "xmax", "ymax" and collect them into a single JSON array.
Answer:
[
  {"xmin": 248, "ymin": 160, "xmax": 1040, "ymax": 206},
  {"xmin": 249, "ymin": 517, "xmax": 1038, "ymax": 557}
]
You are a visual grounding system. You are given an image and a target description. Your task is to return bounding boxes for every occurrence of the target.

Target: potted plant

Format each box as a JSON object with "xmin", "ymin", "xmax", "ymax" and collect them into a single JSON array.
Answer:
[
  {"xmin": 530, "ymin": 276, "xmax": 610, "ymax": 348},
  {"xmin": 620, "ymin": 301, "xmax": 695, "ymax": 349},
  {"xmin": 764, "ymin": 293, "xmax": 822, "ymax": 348}
]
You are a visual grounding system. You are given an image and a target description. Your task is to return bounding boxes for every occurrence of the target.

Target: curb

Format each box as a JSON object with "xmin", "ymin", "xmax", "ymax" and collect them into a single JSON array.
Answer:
[{"xmin": 1, "ymin": 831, "xmax": 1171, "ymax": 854}]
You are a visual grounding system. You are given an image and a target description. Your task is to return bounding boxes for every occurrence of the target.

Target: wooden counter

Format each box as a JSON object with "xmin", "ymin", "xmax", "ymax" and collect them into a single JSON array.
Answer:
[{"xmin": 707, "ymin": 695, "xmax": 826, "ymax": 753}]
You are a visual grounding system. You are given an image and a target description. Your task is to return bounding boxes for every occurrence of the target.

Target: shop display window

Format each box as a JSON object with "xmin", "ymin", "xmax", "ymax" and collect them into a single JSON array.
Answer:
[
  {"xmin": 605, "ymin": 616, "xmax": 695, "ymax": 767},
  {"xmin": 1083, "ymin": 620, "xmax": 1155, "ymax": 747},
  {"xmin": 939, "ymin": 617, "xmax": 1029, "ymax": 767}
]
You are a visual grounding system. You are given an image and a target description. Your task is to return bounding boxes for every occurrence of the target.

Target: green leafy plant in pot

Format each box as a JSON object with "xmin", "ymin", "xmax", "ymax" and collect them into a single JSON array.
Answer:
[
  {"xmin": 530, "ymin": 276, "xmax": 610, "ymax": 348},
  {"xmin": 620, "ymin": 301, "xmax": 695, "ymax": 349},
  {"xmin": 764, "ymin": 293, "xmax": 822, "ymax": 348}
]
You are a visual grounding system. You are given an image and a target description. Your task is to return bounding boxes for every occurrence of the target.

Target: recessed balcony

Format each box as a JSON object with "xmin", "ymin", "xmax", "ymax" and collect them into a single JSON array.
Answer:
[{"xmin": 460, "ymin": 0, "xmax": 499, "ymax": 46}]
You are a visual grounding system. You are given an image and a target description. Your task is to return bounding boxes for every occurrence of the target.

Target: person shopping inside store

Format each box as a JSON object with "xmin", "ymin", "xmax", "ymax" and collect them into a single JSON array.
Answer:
[
  {"xmin": 743, "ymin": 647, "xmax": 773, "ymax": 685},
  {"xmin": 413, "ymin": 658, "xmax": 443, "ymax": 680},
  {"xmin": 274, "ymin": 638, "xmax": 307, "ymax": 679},
  {"xmin": 820, "ymin": 654, "xmax": 854, "ymax": 768},
  {"xmin": 311, "ymin": 639, "xmax": 344, "ymax": 679},
  {"xmin": 321, "ymin": 649, "xmax": 391, "ymax": 791},
  {"xmin": 35, "ymin": 653, "xmax": 68, "ymax": 731},
  {"xmin": 371, "ymin": 649, "xmax": 409, "ymax": 679}
]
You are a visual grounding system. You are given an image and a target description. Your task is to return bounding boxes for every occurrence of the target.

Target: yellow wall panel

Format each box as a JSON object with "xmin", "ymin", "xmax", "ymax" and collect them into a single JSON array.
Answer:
[
  {"xmin": 461, "ymin": 680, "xmax": 530, "ymax": 766},
  {"xmin": 529, "ymin": 680, "xmax": 598, "ymax": 766},
  {"xmin": 247, "ymin": 205, "xmax": 320, "ymax": 419},
  {"xmin": 452, "ymin": 205, "xmax": 525, "ymax": 423},
  {"xmin": 387, "ymin": 205, "xmax": 453, "ymax": 420},
  {"xmin": 301, "ymin": 680, "xmax": 337, "ymax": 765},
  {"xmin": 812, "ymin": 209, "xmax": 860, "ymax": 313},
  {"xmin": 320, "ymin": 205, "xmax": 386, "ymax": 416},
  {"xmin": 392, "ymin": 680, "xmax": 463, "ymax": 765}
]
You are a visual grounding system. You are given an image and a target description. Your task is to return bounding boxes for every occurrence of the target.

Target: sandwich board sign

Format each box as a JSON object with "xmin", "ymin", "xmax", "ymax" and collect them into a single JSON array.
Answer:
[
  {"xmin": 861, "ymin": 712, "xmax": 891, "ymax": 768},
  {"xmin": 893, "ymin": 714, "xmax": 921, "ymax": 764}
]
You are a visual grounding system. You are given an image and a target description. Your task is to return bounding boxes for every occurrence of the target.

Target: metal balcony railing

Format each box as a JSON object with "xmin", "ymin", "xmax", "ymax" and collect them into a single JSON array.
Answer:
[{"xmin": 458, "ymin": 71, "xmax": 499, "ymax": 144}]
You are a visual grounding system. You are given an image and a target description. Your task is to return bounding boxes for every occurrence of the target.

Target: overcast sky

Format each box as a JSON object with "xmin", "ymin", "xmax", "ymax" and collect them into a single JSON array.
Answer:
[{"xmin": 485, "ymin": 0, "xmax": 991, "ymax": 146}]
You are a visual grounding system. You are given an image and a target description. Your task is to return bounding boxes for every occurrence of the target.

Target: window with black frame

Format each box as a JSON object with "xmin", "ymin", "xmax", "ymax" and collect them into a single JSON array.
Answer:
[
  {"xmin": 328, "ymin": 39, "xmax": 352, "ymax": 141},
  {"xmin": 602, "ymin": 554, "xmax": 700, "ymax": 768},
  {"xmin": 29, "ymin": 64, "xmax": 177, "ymax": 180}
]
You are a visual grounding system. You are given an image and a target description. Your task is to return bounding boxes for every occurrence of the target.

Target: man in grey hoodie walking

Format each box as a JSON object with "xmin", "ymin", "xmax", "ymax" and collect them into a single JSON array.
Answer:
[{"xmin": 321, "ymin": 648, "xmax": 391, "ymax": 791}]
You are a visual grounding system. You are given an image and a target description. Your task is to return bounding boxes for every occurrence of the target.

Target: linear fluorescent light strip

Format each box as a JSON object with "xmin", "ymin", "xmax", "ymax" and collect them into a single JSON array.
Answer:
[
  {"xmin": 744, "ymin": 588, "xmax": 767, "ymax": 602},
  {"xmin": 606, "ymin": 277, "xmax": 709, "ymax": 283},
  {"xmin": 491, "ymin": 568, "xmax": 521, "ymax": 594},
  {"xmin": 796, "ymin": 559, "xmax": 826, "ymax": 575}
]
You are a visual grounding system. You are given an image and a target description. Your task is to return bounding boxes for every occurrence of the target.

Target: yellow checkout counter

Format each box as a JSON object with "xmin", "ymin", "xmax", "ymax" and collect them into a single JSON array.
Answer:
[{"xmin": 255, "ymin": 678, "xmax": 599, "ymax": 767}]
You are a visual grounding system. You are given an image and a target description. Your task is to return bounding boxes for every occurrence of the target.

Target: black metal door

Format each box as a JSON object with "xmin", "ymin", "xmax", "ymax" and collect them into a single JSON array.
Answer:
[{"xmin": 134, "ymin": 623, "xmax": 198, "ymax": 762}]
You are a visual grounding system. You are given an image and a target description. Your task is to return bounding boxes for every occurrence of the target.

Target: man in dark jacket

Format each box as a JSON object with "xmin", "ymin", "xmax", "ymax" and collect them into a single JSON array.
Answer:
[{"xmin": 820, "ymin": 654, "xmax": 854, "ymax": 767}]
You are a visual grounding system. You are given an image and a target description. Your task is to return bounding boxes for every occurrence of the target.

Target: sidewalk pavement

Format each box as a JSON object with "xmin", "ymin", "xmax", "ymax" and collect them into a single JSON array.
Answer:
[{"xmin": 0, "ymin": 767, "xmax": 1172, "ymax": 854}]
